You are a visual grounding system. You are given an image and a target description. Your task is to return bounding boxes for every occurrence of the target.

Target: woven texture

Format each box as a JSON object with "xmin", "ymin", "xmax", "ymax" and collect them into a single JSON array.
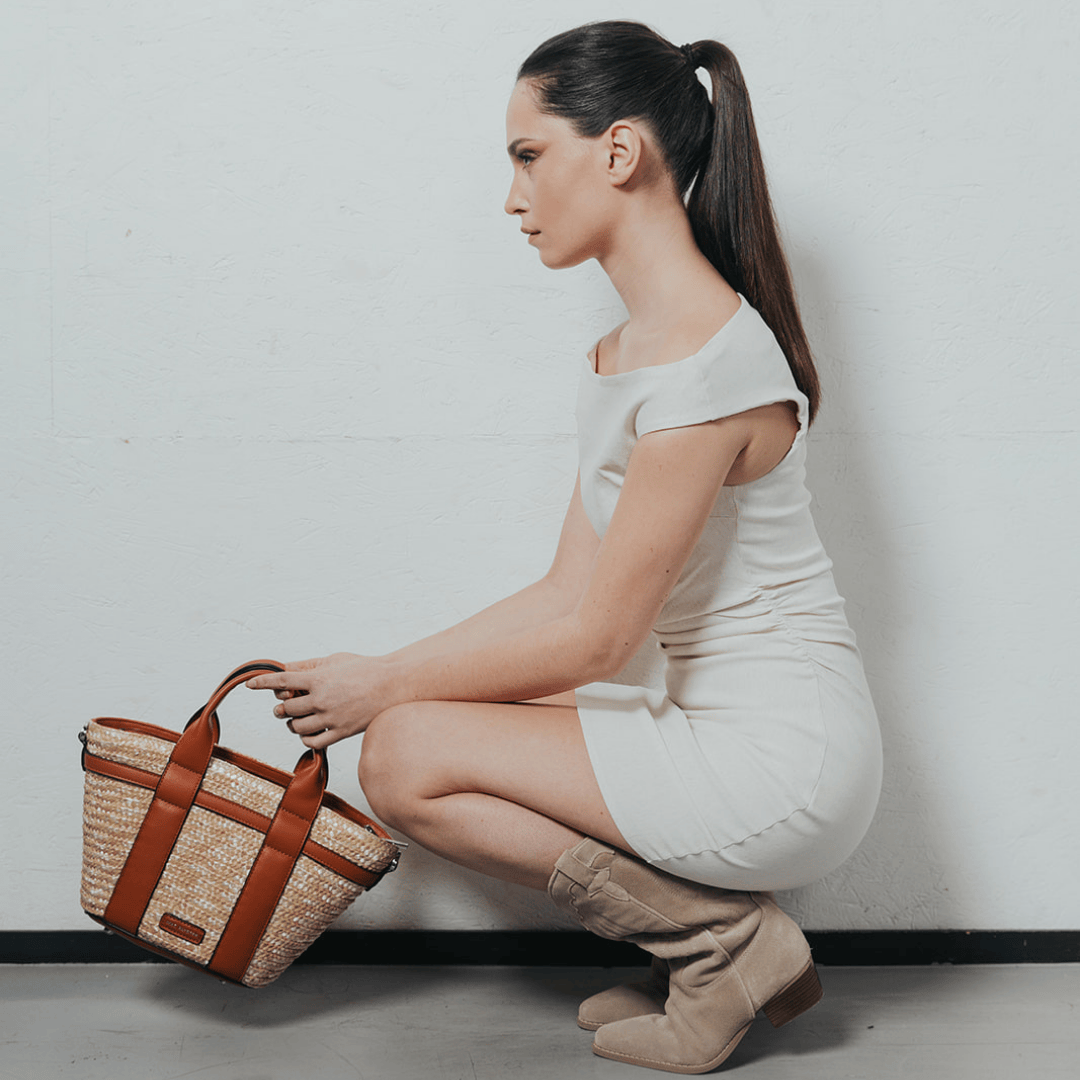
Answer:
[{"xmin": 81, "ymin": 715, "xmax": 399, "ymax": 987}]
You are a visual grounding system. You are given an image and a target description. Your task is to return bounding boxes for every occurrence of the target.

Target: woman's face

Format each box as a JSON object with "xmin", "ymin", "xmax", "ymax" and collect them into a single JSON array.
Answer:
[{"xmin": 504, "ymin": 79, "xmax": 614, "ymax": 269}]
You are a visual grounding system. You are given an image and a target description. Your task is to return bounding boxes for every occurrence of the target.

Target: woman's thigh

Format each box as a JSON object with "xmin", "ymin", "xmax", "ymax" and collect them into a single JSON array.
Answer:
[{"xmin": 358, "ymin": 698, "xmax": 636, "ymax": 855}]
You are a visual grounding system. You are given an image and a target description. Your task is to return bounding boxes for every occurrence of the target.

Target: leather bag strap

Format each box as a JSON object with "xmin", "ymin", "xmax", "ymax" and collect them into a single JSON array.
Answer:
[
  {"xmin": 209, "ymin": 747, "xmax": 328, "ymax": 982},
  {"xmin": 102, "ymin": 661, "xmax": 286, "ymax": 936}
]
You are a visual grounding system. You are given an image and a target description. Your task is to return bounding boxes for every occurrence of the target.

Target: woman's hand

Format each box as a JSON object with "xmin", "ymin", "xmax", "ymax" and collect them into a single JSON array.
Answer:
[{"xmin": 246, "ymin": 653, "xmax": 394, "ymax": 750}]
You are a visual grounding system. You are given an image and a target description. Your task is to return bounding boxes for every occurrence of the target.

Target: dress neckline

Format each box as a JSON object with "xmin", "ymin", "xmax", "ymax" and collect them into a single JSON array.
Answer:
[{"xmin": 585, "ymin": 294, "xmax": 747, "ymax": 380}]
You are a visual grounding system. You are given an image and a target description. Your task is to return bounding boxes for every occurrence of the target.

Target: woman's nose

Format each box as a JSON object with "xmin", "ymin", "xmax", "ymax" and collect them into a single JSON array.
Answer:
[{"xmin": 504, "ymin": 176, "xmax": 527, "ymax": 217}]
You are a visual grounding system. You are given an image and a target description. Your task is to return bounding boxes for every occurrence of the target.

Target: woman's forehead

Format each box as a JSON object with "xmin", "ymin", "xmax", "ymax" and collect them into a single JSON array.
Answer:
[
  {"xmin": 505, "ymin": 81, "xmax": 571, "ymax": 144},
  {"xmin": 506, "ymin": 80, "xmax": 542, "ymax": 128}
]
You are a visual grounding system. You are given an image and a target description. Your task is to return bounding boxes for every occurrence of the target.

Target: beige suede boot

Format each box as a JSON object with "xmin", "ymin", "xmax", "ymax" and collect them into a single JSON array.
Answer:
[
  {"xmin": 577, "ymin": 956, "xmax": 668, "ymax": 1030},
  {"xmin": 549, "ymin": 838, "xmax": 822, "ymax": 1074}
]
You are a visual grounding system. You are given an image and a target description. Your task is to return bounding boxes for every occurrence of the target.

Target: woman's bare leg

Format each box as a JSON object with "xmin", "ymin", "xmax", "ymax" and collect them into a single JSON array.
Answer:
[{"xmin": 357, "ymin": 698, "xmax": 636, "ymax": 891}]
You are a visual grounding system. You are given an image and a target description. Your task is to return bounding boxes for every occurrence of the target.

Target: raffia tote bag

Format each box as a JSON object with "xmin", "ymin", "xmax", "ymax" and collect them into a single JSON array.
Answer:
[{"xmin": 80, "ymin": 660, "xmax": 402, "ymax": 987}]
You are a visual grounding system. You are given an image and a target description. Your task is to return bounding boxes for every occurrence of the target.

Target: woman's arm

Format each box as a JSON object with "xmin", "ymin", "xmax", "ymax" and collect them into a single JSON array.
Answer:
[{"xmin": 255, "ymin": 409, "xmax": 772, "ymax": 748}]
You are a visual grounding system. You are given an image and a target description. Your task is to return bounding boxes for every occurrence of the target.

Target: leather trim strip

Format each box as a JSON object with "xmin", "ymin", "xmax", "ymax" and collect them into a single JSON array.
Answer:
[
  {"xmin": 210, "ymin": 750, "xmax": 326, "ymax": 982},
  {"xmin": 88, "ymin": 717, "xmax": 394, "ymax": 840},
  {"xmin": 101, "ymin": 755, "xmax": 211, "ymax": 935},
  {"xmin": 83, "ymin": 751, "xmax": 382, "ymax": 890}
]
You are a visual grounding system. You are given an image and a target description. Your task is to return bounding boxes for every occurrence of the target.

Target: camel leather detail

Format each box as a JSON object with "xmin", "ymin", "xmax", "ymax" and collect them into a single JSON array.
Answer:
[{"xmin": 159, "ymin": 912, "xmax": 206, "ymax": 946}]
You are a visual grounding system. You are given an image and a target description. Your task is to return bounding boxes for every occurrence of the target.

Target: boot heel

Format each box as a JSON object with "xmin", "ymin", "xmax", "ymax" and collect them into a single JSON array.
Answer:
[{"xmin": 762, "ymin": 961, "xmax": 823, "ymax": 1028}]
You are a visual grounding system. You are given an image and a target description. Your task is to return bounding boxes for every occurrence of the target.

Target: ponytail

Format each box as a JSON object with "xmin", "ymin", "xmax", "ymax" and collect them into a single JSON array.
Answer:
[
  {"xmin": 685, "ymin": 42, "xmax": 820, "ymax": 422},
  {"xmin": 518, "ymin": 22, "xmax": 821, "ymax": 423}
]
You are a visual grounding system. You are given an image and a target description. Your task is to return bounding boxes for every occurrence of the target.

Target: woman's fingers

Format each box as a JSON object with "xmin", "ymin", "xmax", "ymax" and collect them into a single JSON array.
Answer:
[
  {"xmin": 246, "ymin": 652, "xmax": 371, "ymax": 749},
  {"xmin": 276, "ymin": 693, "xmax": 341, "ymax": 747},
  {"xmin": 276, "ymin": 694, "xmax": 317, "ymax": 720},
  {"xmin": 285, "ymin": 713, "xmax": 338, "ymax": 750},
  {"xmin": 301, "ymin": 729, "xmax": 339, "ymax": 751},
  {"xmin": 283, "ymin": 710, "xmax": 321, "ymax": 733},
  {"xmin": 246, "ymin": 656, "xmax": 325, "ymax": 691},
  {"xmin": 274, "ymin": 687, "xmax": 311, "ymax": 704},
  {"xmin": 247, "ymin": 662, "xmax": 336, "ymax": 746}
]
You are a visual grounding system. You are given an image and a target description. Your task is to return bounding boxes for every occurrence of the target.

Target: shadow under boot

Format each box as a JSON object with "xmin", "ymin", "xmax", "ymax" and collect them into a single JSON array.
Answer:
[{"xmin": 548, "ymin": 837, "xmax": 822, "ymax": 1074}]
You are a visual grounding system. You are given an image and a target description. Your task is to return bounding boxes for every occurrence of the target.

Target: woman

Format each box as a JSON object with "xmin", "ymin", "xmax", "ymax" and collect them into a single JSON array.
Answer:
[{"xmin": 248, "ymin": 20, "xmax": 883, "ymax": 1074}]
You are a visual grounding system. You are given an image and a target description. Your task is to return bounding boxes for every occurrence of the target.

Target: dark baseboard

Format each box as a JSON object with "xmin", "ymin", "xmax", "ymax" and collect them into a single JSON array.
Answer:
[{"xmin": 2, "ymin": 930, "xmax": 1078, "ymax": 967}]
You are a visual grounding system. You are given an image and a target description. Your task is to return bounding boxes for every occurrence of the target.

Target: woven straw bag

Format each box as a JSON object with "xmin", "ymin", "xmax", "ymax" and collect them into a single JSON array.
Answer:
[{"xmin": 80, "ymin": 660, "xmax": 402, "ymax": 987}]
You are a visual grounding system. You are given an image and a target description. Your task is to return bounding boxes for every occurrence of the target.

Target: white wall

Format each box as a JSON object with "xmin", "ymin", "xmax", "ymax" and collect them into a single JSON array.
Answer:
[{"xmin": 3, "ymin": 0, "xmax": 1077, "ymax": 933}]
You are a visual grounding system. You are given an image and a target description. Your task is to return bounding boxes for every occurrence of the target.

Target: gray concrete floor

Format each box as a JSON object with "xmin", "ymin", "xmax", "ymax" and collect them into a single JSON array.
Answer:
[{"xmin": 2, "ymin": 964, "xmax": 1079, "ymax": 1079}]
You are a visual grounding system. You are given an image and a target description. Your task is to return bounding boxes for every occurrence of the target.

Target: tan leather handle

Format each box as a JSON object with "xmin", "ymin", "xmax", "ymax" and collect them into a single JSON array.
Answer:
[{"xmin": 184, "ymin": 659, "xmax": 288, "ymax": 747}]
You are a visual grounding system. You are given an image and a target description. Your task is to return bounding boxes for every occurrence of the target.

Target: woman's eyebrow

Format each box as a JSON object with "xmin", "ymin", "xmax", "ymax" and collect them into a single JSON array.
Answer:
[{"xmin": 507, "ymin": 137, "xmax": 537, "ymax": 158}]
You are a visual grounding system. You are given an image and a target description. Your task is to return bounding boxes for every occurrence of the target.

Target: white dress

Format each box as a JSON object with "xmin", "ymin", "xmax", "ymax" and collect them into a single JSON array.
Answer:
[{"xmin": 573, "ymin": 295, "xmax": 883, "ymax": 891}]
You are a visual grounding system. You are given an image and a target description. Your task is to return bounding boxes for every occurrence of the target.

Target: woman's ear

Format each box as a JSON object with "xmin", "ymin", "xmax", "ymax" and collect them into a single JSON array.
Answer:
[{"xmin": 602, "ymin": 120, "xmax": 647, "ymax": 187}]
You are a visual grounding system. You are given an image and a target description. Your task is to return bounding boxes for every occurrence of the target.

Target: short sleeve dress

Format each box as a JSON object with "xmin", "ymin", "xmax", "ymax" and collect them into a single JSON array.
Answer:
[{"xmin": 573, "ymin": 295, "xmax": 883, "ymax": 891}]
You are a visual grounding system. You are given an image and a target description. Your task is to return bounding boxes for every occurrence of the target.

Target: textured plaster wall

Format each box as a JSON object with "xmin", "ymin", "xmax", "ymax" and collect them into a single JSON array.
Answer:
[{"xmin": 3, "ymin": 0, "xmax": 1077, "ymax": 932}]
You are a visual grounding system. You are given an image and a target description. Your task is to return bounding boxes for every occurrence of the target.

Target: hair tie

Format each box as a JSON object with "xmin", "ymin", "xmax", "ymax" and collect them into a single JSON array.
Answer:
[{"xmin": 679, "ymin": 43, "xmax": 697, "ymax": 69}]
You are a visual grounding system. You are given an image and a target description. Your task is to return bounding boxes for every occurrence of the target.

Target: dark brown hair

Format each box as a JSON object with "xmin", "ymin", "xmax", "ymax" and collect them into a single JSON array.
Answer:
[{"xmin": 517, "ymin": 20, "xmax": 821, "ymax": 422}]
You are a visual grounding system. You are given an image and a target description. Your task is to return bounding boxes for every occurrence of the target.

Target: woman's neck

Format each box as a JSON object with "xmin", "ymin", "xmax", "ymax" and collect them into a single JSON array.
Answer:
[{"xmin": 597, "ymin": 196, "xmax": 727, "ymax": 331}]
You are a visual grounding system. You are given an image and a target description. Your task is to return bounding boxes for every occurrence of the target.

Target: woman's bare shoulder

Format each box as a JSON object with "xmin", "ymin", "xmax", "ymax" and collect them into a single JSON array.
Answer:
[
  {"xmin": 591, "ymin": 321, "xmax": 630, "ymax": 374},
  {"xmin": 597, "ymin": 287, "xmax": 743, "ymax": 375}
]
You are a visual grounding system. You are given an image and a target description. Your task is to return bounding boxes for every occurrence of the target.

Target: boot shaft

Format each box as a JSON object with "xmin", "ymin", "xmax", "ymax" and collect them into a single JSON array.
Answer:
[{"xmin": 549, "ymin": 838, "xmax": 766, "ymax": 949}]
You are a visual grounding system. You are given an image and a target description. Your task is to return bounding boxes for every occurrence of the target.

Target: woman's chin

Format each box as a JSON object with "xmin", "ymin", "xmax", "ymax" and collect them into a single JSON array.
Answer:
[{"xmin": 537, "ymin": 246, "xmax": 588, "ymax": 271}]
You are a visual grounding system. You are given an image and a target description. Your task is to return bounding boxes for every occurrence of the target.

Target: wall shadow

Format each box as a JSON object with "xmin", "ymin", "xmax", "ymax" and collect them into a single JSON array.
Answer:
[{"xmin": 776, "ymin": 244, "xmax": 962, "ymax": 932}]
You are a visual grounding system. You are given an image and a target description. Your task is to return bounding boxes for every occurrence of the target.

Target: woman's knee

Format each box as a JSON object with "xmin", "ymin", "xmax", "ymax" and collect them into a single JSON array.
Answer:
[{"xmin": 357, "ymin": 701, "xmax": 441, "ymax": 829}]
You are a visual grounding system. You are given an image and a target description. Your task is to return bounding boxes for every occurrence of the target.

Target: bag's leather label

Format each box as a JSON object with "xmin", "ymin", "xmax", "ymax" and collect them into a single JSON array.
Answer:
[{"xmin": 159, "ymin": 912, "xmax": 206, "ymax": 946}]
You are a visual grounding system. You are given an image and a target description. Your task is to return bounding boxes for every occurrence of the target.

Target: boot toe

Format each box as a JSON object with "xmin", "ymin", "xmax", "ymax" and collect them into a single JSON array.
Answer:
[
  {"xmin": 577, "ymin": 981, "xmax": 667, "ymax": 1030},
  {"xmin": 592, "ymin": 1014, "xmax": 753, "ymax": 1075}
]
